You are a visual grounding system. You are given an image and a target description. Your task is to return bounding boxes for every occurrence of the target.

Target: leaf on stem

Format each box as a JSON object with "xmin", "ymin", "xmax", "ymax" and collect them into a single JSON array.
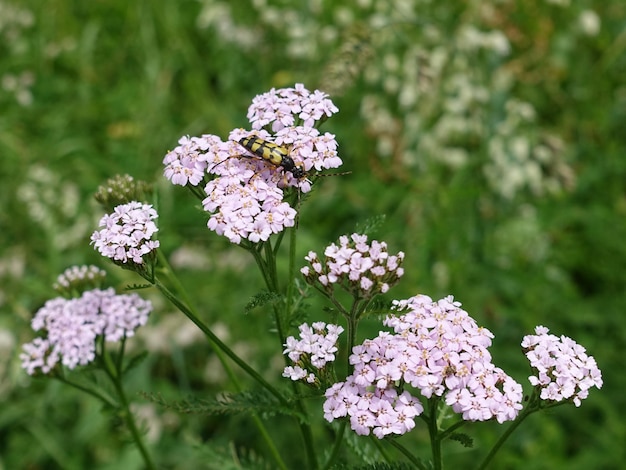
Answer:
[
  {"xmin": 244, "ymin": 290, "xmax": 282, "ymax": 313},
  {"xmin": 141, "ymin": 390, "xmax": 307, "ymax": 422},
  {"xmin": 448, "ymin": 432, "xmax": 474, "ymax": 448}
]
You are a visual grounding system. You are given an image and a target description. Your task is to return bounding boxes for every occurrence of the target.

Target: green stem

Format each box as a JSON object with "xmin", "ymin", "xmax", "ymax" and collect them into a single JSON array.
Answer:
[
  {"xmin": 346, "ymin": 310, "xmax": 358, "ymax": 370},
  {"xmin": 319, "ymin": 300, "xmax": 363, "ymax": 470},
  {"xmin": 386, "ymin": 439, "xmax": 428, "ymax": 469},
  {"xmin": 475, "ymin": 410, "xmax": 531, "ymax": 470},
  {"xmin": 285, "ymin": 225, "xmax": 320, "ymax": 470},
  {"xmin": 251, "ymin": 229, "xmax": 318, "ymax": 470},
  {"xmin": 438, "ymin": 418, "xmax": 467, "ymax": 441},
  {"xmin": 285, "ymin": 221, "xmax": 297, "ymax": 327},
  {"xmin": 370, "ymin": 435, "xmax": 393, "ymax": 462},
  {"xmin": 154, "ymin": 278, "xmax": 288, "ymax": 406},
  {"xmin": 55, "ymin": 351, "xmax": 156, "ymax": 469},
  {"xmin": 322, "ymin": 421, "xmax": 347, "ymax": 470},
  {"xmin": 156, "ymin": 250, "xmax": 197, "ymax": 316},
  {"xmin": 475, "ymin": 391, "xmax": 547, "ymax": 470},
  {"xmin": 321, "ymin": 298, "xmax": 366, "ymax": 468},
  {"xmin": 154, "ymin": 254, "xmax": 288, "ymax": 469},
  {"xmin": 248, "ymin": 243, "xmax": 272, "ymax": 290},
  {"xmin": 273, "ymin": 228, "xmax": 286, "ymax": 256},
  {"xmin": 156, "ymin": 251, "xmax": 242, "ymax": 388},
  {"xmin": 264, "ymin": 241, "xmax": 279, "ymax": 290},
  {"xmin": 100, "ymin": 347, "xmax": 156, "ymax": 470},
  {"xmin": 248, "ymin": 243, "xmax": 288, "ymax": 351},
  {"xmin": 249, "ymin": 417, "xmax": 288, "ymax": 470},
  {"xmin": 113, "ymin": 375, "xmax": 156, "ymax": 469},
  {"xmin": 297, "ymin": 411, "xmax": 319, "ymax": 470},
  {"xmin": 53, "ymin": 375, "xmax": 117, "ymax": 408},
  {"xmin": 427, "ymin": 398, "xmax": 442, "ymax": 470},
  {"xmin": 115, "ymin": 335, "xmax": 127, "ymax": 372}
]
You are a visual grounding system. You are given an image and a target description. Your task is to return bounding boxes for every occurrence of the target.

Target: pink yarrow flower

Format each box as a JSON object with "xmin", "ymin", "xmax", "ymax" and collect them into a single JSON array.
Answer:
[
  {"xmin": 199, "ymin": 126, "xmax": 343, "ymax": 245},
  {"xmin": 282, "ymin": 322, "xmax": 344, "ymax": 386},
  {"xmin": 20, "ymin": 288, "xmax": 152, "ymax": 375},
  {"xmin": 91, "ymin": 201, "xmax": 160, "ymax": 264},
  {"xmin": 522, "ymin": 326, "xmax": 602, "ymax": 407},
  {"xmin": 163, "ymin": 134, "xmax": 221, "ymax": 187},
  {"xmin": 301, "ymin": 234, "xmax": 405, "ymax": 300},
  {"xmin": 163, "ymin": 84, "xmax": 344, "ymax": 244},
  {"xmin": 53, "ymin": 265, "xmax": 106, "ymax": 294},
  {"xmin": 323, "ymin": 294, "xmax": 523, "ymax": 438},
  {"xmin": 247, "ymin": 83, "xmax": 338, "ymax": 132}
]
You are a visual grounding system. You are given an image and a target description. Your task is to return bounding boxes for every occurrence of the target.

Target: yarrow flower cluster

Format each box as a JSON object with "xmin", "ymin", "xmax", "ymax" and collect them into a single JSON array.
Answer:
[
  {"xmin": 323, "ymin": 295, "xmax": 523, "ymax": 438},
  {"xmin": 163, "ymin": 133, "xmax": 217, "ymax": 187},
  {"xmin": 53, "ymin": 265, "xmax": 107, "ymax": 294},
  {"xmin": 522, "ymin": 326, "xmax": 603, "ymax": 407},
  {"xmin": 282, "ymin": 322, "xmax": 344, "ymax": 386},
  {"xmin": 162, "ymin": 84, "xmax": 343, "ymax": 244},
  {"xmin": 20, "ymin": 288, "xmax": 153, "ymax": 375},
  {"xmin": 90, "ymin": 201, "xmax": 160, "ymax": 264},
  {"xmin": 301, "ymin": 234, "xmax": 405, "ymax": 299},
  {"xmin": 247, "ymin": 83, "xmax": 339, "ymax": 131}
]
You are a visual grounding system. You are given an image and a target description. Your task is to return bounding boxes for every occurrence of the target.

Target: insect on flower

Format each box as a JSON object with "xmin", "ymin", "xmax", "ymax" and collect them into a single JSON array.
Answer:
[
  {"xmin": 238, "ymin": 134, "xmax": 351, "ymax": 185},
  {"xmin": 205, "ymin": 131, "xmax": 348, "ymax": 197},
  {"xmin": 237, "ymin": 135, "xmax": 307, "ymax": 181}
]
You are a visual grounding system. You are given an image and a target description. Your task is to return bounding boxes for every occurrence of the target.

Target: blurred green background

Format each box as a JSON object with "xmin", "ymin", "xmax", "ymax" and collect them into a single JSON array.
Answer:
[{"xmin": 1, "ymin": 0, "xmax": 624, "ymax": 468}]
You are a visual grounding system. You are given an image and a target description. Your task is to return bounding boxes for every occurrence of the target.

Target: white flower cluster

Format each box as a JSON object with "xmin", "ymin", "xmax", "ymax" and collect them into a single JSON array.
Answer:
[
  {"xmin": 522, "ymin": 326, "xmax": 603, "ymax": 407},
  {"xmin": 53, "ymin": 265, "xmax": 106, "ymax": 293},
  {"xmin": 301, "ymin": 234, "xmax": 404, "ymax": 299},
  {"xmin": 282, "ymin": 322, "xmax": 344, "ymax": 385}
]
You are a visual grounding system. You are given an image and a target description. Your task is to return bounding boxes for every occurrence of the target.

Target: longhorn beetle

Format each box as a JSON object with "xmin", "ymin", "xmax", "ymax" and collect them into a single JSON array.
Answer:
[
  {"xmin": 229, "ymin": 135, "xmax": 350, "ymax": 226},
  {"xmin": 237, "ymin": 135, "xmax": 307, "ymax": 180},
  {"xmin": 209, "ymin": 135, "xmax": 348, "ymax": 186}
]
